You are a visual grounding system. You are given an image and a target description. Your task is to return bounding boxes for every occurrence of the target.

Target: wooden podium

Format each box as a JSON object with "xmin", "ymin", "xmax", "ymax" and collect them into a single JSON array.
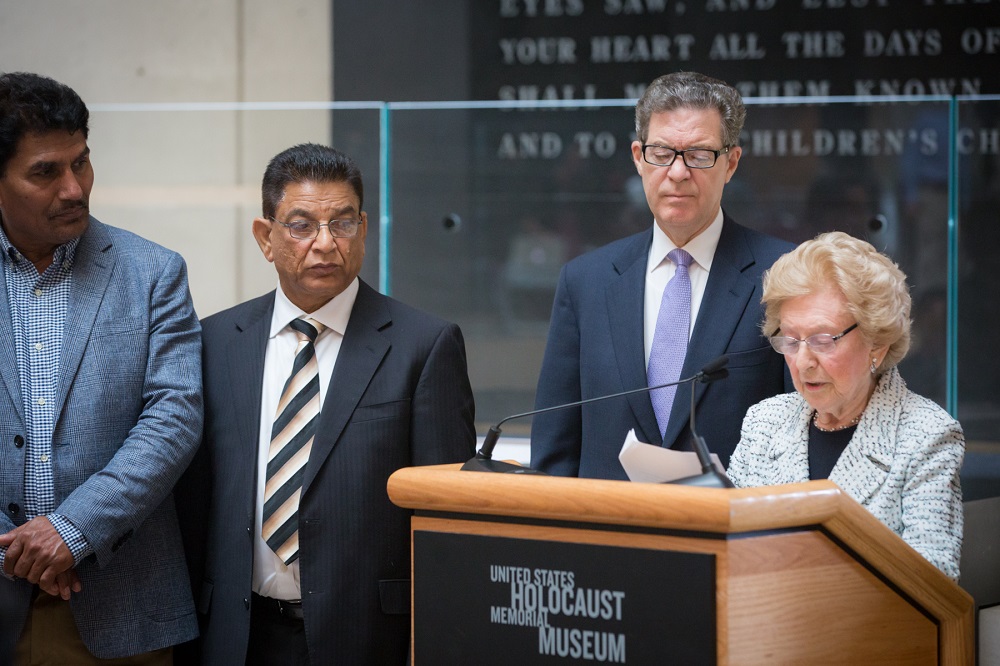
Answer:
[{"xmin": 388, "ymin": 464, "xmax": 973, "ymax": 665}]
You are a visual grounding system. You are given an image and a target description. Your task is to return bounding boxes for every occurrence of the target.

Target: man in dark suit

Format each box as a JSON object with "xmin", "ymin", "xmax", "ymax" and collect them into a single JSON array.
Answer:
[
  {"xmin": 186, "ymin": 143, "xmax": 476, "ymax": 665},
  {"xmin": 531, "ymin": 72, "xmax": 794, "ymax": 479}
]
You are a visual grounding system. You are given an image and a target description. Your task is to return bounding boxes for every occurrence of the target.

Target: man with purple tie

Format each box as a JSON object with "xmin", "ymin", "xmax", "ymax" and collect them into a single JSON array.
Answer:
[{"xmin": 531, "ymin": 71, "xmax": 794, "ymax": 479}]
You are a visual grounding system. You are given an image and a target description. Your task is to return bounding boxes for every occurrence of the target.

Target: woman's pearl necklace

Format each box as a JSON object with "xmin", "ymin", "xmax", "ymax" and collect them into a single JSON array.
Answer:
[{"xmin": 813, "ymin": 411, "xmax": 862, "ymax": 432}]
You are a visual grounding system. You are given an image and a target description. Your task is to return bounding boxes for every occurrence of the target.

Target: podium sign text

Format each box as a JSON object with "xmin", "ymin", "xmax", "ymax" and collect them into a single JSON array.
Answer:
[{"xmin": 414, "ymin": 531, "xmax": 716, "ymax": 664}]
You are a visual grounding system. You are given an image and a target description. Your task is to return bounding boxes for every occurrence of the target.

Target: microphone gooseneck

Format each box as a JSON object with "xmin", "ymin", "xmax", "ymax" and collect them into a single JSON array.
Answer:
[
  {"xmin": 463, "ymin": 354, "xmax": 733, "ymax": 475},
  {"xmin": 698, "ymin": 355, "xmax": 729, "ymax": 377},
  {"xmin": 669, "ymin": 355, "xmax": 735, "ymax": 489}
]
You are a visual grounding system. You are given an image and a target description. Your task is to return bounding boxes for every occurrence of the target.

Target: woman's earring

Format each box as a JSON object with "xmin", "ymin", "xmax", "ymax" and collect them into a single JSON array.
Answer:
[{"xmin": 870, "ymin": 358, "xmax": 878, "ymax": 374}]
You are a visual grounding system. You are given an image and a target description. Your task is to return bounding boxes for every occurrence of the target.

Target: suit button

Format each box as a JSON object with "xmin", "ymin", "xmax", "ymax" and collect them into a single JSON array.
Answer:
[
  {"xmin": 244, "ymin": 598, "xmax": 250, "ymax": 610},
  {"xmin": 247, "ymin": 526, "xmax": 251, "ymax": 535},
  {"xmin": 13, "ymin": 435, "xmax": 23, "ymax": 448},
  {"xmin": 7, "ymin": 503, "xmax": 18, "ymax": 515}
]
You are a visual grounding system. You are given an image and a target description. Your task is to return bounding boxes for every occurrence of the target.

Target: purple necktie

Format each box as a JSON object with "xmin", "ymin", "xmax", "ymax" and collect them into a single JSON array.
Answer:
[{"xmin": 648, "ymin": 248, "xmax": 693, "ymax": 440}]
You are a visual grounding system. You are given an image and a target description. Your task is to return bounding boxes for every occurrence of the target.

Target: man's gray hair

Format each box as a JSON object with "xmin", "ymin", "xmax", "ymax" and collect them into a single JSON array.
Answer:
[{"xmin": 634, "ymin": 71, "xmax": 746, "ymax": 147}]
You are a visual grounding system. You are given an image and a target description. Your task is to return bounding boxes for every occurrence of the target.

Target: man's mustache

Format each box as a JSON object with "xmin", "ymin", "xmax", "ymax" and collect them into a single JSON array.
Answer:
[{"xmin": 50, "ymin": 201, "xmax": 89, "ymax": 217}]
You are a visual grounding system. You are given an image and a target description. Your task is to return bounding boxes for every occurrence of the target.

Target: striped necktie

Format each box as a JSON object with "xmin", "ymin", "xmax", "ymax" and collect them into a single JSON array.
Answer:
[
  {"xmin": 648, "ymin": 248, "xmax": 693, "ymax": 440},
  {"xmin": 262, "ymin": 316, "xmax": 325, "ymax": 565}
]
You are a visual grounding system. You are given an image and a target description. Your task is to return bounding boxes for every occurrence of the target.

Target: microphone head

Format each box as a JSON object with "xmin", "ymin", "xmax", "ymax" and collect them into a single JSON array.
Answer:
[
  {"xmin": 698, "ymin": 355, "xmax": 729, "ymax": 380},
  {"xmin": 700, "ymin": 367, "xmax": 729, "ymax": 383}
]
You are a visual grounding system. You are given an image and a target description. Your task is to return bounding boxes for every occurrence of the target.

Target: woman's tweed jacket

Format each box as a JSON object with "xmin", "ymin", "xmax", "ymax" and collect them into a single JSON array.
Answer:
[{"xmin": 728, "ymin": 367, "xmax": 964, "ymax": 580}]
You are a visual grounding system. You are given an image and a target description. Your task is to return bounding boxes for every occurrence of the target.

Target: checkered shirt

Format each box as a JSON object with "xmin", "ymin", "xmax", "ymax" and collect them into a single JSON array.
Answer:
[{"xmin": 0, "ymin": 225, "xmax": 91, "ymax": 566}]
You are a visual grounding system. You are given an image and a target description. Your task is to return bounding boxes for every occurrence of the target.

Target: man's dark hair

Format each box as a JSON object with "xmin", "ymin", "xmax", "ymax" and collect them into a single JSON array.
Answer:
[
  {"xmin": 262, "ymin": 143, "xmax": 364, "ymax": 219},
  {"xmin": 0, "ymin": 72, "xmax": 90, "ymax": 176}
]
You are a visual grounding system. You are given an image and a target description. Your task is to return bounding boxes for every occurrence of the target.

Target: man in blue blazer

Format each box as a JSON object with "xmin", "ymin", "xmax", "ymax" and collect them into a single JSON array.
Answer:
[
  {"xmin": 183, "ymin": 144, "xmax": 476, "ymax": 665},
  {"xmin": 0, "ymin": 73, "xmax": 202, "ymax": 662},
  {"xmin": 531, "ymin": 72, "xmax": 794, "ymax": 479}
]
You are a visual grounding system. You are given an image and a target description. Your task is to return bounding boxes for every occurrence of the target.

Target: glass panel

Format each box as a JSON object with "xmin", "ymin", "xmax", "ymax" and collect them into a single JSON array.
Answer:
[
  {"xmin": 387, "ymin": 105, "xmax": 636, "ymax": 434},
  {"xmin": 80, "ymin": 98, "xmax": 997, "ymax": 462},
  {"xmin": 387, "ymin": 100, "xmax": 954, "ymax": 436},
  {"xmin": 958, "ymin": 98, "xmax": 1000, "ymax": 447}
]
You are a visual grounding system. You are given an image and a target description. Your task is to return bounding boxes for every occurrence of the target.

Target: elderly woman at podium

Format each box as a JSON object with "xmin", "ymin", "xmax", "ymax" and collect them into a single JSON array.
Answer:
[{"xmin": 727, "ymin": 231, "xmax": 964, "ymax": 580}]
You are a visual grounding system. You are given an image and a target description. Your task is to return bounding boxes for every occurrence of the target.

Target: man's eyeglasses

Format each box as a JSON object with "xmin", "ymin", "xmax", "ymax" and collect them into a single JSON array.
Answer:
[
  {"xmin": 641, "ymin": 144, "xmax": 730, "ymax": 169},
  {"xmin": 769, "ymin": 323, "xmax": 858, "ymax": 355},
  {"xmin": 271, "ymin": 218, "xmax": 362, "ymax": 240}
]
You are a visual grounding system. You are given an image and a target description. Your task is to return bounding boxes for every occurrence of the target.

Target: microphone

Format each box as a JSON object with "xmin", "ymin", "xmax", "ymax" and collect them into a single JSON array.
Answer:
[
  {"xmin": 462, "ymin": 355, "xmax": 731, "ymax": 474},
  {"xmin": 668, "ymin": 356, "xmax": 735, "ymax": 489}
]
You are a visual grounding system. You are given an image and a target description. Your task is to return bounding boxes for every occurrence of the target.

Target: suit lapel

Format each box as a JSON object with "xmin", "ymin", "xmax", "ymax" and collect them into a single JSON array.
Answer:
[
  {"xmin": 228, "ymin": 295, "xmax": 273, "ymax": 456},
  {"xmin": 606, "ymin": 231, "xmax": 661, "ymax": 444},
  {"xmin": 55, "ymin": 220, "xmax": 114, "ymax": 421},
  {"xmin": 301, "ymin": 281, "xmax": 390, "ymax": 495},
  {"xmin": 662, "ymin": 217, "xmax": 758, "ymax": 448},
  {"xmin": 830, "ymin": 370, "xmax": 900, "ymax": 503},
  {"xmin": 0, "ymin": 259, "xmax": 24, "ymax": 423},
  {"xmin": 772, "ymin": 402, "xmax": 812, "ymax": 485}
]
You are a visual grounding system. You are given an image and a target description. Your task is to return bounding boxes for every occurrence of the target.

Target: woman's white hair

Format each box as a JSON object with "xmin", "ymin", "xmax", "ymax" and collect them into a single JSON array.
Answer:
[{"xmin": 761, "ymin": 231, "xmax": 911, "ymax": 374}]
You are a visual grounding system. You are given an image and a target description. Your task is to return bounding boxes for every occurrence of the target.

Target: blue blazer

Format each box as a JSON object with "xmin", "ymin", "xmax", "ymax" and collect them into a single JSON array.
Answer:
[
  {"xmin": 531, "ymin": 215, "xmax": 794, "ymax": 479},
  {"xmin": 186, "ymin": 280, "xmax": 476, "ymax": 665},
  {"xmin": 0, "ymin": 219, "xmax": 203, "ymax": 659}
]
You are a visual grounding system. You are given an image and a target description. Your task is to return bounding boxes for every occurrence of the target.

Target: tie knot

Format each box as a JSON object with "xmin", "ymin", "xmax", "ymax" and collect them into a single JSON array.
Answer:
[
  {"xmin": 668, "ymin": 248, "xmax": 693, "ymax": 269},
  {"xmin": 289, "ymin": 316, "xmax": 325, "ymax": 342}
]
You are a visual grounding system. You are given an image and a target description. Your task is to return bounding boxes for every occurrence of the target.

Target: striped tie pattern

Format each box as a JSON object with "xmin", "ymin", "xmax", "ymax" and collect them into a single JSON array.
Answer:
[
  {"xmin": 262, "ymin": 316, "xmax": 325, "ymax": 564},
  {"xmin": 648, "ymin": 248, "xmax": 693, "ymax": 439}
]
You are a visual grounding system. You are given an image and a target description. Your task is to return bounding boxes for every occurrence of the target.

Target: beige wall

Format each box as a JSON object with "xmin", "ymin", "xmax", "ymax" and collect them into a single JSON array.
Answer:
[{"xmin": 0, "ymin": 0, "xmax": 333, "ymax": 317}]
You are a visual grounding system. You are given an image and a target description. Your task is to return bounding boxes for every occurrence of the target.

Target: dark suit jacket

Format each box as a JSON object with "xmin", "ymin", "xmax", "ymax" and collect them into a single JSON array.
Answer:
[
  {"xmin": 530, "ymin": 215, "xmax": 794, "ymax": 478},
  {"xmin": 186, "ymin": 280, "xmax": 476, "ymax": 665}
]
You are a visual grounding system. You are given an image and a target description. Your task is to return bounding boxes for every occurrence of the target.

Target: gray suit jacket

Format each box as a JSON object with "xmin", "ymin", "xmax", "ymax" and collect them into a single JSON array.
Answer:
[
  {"xmin": 188, "ymin": 280, "xmax": 476, "ymax": 665},
  {"xmin": 0, "ymin": 218, "xmax": 203, "ymax": 658},
  {"xmin": 531, "ymin": 215, "xmax": 794, "ymax": 478},
  {"xmin": 728, "ymin": 367, "xmax": 965, "ymax": 580}
]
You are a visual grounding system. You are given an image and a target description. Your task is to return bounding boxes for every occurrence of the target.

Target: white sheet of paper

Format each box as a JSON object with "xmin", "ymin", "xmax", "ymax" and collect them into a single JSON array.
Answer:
[{"xmin": 618, "ymin": 429, "xmax": 725, "ymax": 483}]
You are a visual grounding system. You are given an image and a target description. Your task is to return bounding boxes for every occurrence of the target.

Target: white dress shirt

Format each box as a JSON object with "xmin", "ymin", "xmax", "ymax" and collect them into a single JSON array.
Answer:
[
  {"xmin": 253, "ymin": 278, "xmax": 359, "ymax": 600},
  {"xmin": 643, "ymin": 209, "xmax": 724, "ymax": 367}
]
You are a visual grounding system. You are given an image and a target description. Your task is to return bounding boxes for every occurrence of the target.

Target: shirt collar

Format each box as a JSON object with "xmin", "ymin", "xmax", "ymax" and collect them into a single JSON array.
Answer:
[
  {"xmin": 648, "ymin": 208, "xmax": 724, "ymax": 275},
  {"xmin": 0, "ymin": 221, "xmax": 80, "ymax": 270},
  {"xmin": 270, "ymin": 277, "xmax": 360, "ymax": 339}
]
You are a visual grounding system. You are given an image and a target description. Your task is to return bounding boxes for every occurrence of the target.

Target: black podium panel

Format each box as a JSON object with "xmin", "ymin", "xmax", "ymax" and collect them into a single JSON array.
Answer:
[{"xmin": 414, "ymin": 531, "xmax": 716, "ymax": 664}]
